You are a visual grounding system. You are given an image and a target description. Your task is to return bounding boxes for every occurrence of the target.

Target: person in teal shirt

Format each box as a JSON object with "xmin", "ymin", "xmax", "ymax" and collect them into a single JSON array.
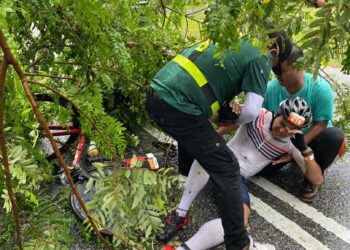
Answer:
[{"xmin": 261, "ymin": 44, "xmax": 346, "ymax": 203}]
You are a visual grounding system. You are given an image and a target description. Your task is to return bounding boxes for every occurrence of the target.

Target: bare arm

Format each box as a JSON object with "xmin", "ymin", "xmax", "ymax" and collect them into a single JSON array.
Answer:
[
  {"xmin": 304, "ymin": 121, "xmax": 327, "ymax": 144},
  {"xmin": 216, "ymin": 123, "xmax": 240, "ymax": 136},
  {"xmin": 292, "ymin": 147, "xmax": 323, "ymax": 186}
]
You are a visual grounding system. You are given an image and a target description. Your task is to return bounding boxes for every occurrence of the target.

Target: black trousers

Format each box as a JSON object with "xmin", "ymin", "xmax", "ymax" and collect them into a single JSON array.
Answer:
[
  {"xmin": 258, "ymin": 127, "xmax": 345, "ymax": 176},
  {"xmin": 146, "ymin": 88, "xmax": 249, "ymax": 249}
]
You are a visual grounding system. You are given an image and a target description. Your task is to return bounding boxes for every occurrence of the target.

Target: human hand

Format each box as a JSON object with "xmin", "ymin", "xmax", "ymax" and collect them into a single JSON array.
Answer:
[
  {"xmin": 229, "ymin": 102, "xmax": 243, "ymax": 116},
  {"xmin": 290, "ymin": 131, "xmax": 308, "ymax": 152},
  {"xmin": 214, "ymin": 118, "xmax": 236, "ymax": 127},
  {"xmin": 216, "ymin": 123, "xmax": 239, "ymax": 135},
  {"xmin": 314, "ymin": 0, "xmax": 326, "ymax": 8},
  {"xmin": 272, "ymin": 153, "xmax": 292, "ymax": 165},
  {"xmin": 217, "ymin": 101, "xmax": 239, "ymax": 122},
  {"xmin": 306, "ymin": 0, "xmax": 326, "ymax": 8}
]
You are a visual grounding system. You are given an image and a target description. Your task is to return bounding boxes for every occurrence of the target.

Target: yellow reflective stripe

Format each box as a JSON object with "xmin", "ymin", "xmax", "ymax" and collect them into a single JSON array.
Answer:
[
  {"xmin": 195, "ymin": 40, "xmax": 210, "ymax": 52},
  {"xmin": 211, "ymin": 101, "xmax": 220, "ymax": 114},
  {"xmin": 172, "ymin": 41, "xmax": 218, "ymax": 116},
  {"xmin": 173, "ymin": 54, "xmax": 207, "ymax": 87}
]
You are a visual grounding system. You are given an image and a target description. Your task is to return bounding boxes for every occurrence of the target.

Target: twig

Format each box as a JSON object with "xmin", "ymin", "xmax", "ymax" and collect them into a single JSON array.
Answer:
[
  {"xmin": 0, "ymin": 28, "xmax": 113, "ymax": 250},
  {"xmin": 184, "ymin": 16, "xmax": 189, "ymax": 39},
  {"xmin": 0, "ymin": 60, "xmax": 24, "ymax": 250},
  {"xmin": 25, "ymin": 72, "xmax": 75, "ymax": 81},
  {"xmin": 165, "ymin": 5, "xmax": 203, "ymax": 24},
  {"xmin": 24, "ymin": 48, "xmax": 49, "ymax": 71},
  {"xmin": 90, "ymin": 216, "xmax": 143, "ymax": 250},
  {"xmin": 159, "ymin": 0, "xmax": 166, "ymax": 28},
  {"xmin": 55, "ymin": 61, "xmax": 147, "ymax": 88},
  {"xmin": 185, "ymin": 7, "xmax": 209, "ymax": 16}
]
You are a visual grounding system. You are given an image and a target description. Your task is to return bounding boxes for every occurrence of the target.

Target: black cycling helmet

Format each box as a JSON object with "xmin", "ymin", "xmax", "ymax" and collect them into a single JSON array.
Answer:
[{"xmin": 278, "ymin": 97, "xmax": 312, "ymax": 128}]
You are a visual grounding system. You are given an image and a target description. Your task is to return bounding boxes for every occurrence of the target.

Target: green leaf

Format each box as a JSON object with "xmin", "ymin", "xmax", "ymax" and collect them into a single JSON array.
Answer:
[
  {"xmin": 145, "ymin": 224, "xmax": 152, "ymax": 238},
  {"xmin": 9, "ymin": 145, "xmax": 22, "ymax": 160},
  {"xmin": 85, "ymin": 178, "xmax": 95, "ymax": 193},
  {"xmin": 301, "ymin": 29, "xmax": 320, "ymax": 40}
]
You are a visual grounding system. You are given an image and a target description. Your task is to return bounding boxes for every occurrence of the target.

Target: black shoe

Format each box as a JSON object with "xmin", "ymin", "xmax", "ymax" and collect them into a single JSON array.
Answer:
[
  {"xmin": 299, "ymin": 178, "xmax": 320, "ymax": 203},
  {"xmin": 156, "ymin": 211, "xmax": 189, "ymax": 243}
]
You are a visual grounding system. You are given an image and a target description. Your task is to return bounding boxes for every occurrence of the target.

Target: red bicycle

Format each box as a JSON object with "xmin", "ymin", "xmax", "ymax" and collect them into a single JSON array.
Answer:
[
  {"xmin": 34, "ymin": 93, "xmax": 177, "ymax": 225},
  {"xmin": 34, "ymin": 93, "xmax": 81, "ymax": 162}
]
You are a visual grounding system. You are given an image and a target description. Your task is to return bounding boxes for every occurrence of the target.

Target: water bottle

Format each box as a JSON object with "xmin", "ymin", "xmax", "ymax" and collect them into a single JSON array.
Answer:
[{"xmin": 87, "ymin": 140, "xmax": 99, "ymax": 157}]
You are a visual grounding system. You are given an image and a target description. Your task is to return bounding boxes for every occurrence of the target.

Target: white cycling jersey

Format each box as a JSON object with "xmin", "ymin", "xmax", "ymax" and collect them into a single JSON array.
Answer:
[{"xmin": 229, "ymin": 108, "xmax": 306, "ymax": 178}]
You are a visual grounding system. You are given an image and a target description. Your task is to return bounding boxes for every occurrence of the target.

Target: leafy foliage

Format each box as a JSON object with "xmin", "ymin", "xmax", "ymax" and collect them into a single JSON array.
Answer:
[
  {"xmin": 1, "ymin": 0, "xmax": 186, "ymax": 130},
  {"xmin": 0, "ymin": 0, "xmax": 188, "ymax": 248},
  {"xmin": 0, "ymin": 133, "xmax": 49, "ymax": 212},
  {"xmin": 204, "ymin": 0, "xmax": 350, "ymax": 75},
  {"xmin": 0, "ymin": 186, "xmax": 75, "ymax": 250},
  {"xmin": 85, "ymin": 164, "xmax": 182, "ymax": 249},
  {"xmin": 330, "ymin": 81, "xmax": 350, "ymax": 137},
  {"xmin": 0, "ymin": 0, "xmax": 349, "ymax": 249}
]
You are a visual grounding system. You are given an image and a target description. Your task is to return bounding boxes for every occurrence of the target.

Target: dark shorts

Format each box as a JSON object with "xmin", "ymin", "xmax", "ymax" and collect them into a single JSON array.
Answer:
[{"xmin": 240, "ymin": 175, "xmax": 250, "ymax": 208}]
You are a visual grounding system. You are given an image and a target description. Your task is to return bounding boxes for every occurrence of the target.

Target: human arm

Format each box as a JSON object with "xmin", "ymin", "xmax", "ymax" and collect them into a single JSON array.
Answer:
[
  {"xmin": 291, "ymin": 132, "xmax": 323, "ymax": 186},
  {"xmin": 304, "ymin": 121, "xmax": 327, "ymax": 144},
  {"xmin": 216, "ymin": 123, "xmax": 239, "ymax": 136},
  {"xmin": 235, "ymin": 92, "xmax": 263, "ymax": 125},
  {"xmin": 215, "ymin": 92, "xmax": 263, "ymax": 135},
  {"xmin": 292, "ymin": 147, "xmax": 323, "ymax": 186},
  {"xmin": 306, "ymin": 0, "xmax": 327, "ymax": 8},
  {"xmin": 271, "ymin": 153, "xmax": 293, "ymax": 165}
]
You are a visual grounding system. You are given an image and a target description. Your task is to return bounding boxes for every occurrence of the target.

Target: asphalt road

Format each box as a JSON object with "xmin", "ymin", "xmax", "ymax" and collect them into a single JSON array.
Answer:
[
  {"xmin": 176, "ymin": 152, "xmax": 350, "ymax": 250},
  {"xmin": 146, "ymin": 123, "xmax": 350, "ymax": 250},
  {"xmin": 149, "ymin": 67, "xmax": 350, "ymax": 250}
]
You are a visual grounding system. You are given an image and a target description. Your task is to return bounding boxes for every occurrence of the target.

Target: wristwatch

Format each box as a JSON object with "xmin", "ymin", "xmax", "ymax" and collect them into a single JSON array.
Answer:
[
  {"xmin": 302, "ymin": 147, "xmax": 314, "ymax": 161},
  {"xmin": 301, "ymin": 147, "xmax": 313, "ymax": 157},
  {"xmin": 304, "ymin": 154, "xmax": 315, "ymax": 161}
]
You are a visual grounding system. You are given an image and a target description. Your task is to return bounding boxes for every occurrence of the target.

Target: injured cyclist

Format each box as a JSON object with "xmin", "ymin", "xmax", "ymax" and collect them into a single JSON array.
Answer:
[{"xmin": 159, "ymin": 97, "xmax": 323, "ymax": 250}]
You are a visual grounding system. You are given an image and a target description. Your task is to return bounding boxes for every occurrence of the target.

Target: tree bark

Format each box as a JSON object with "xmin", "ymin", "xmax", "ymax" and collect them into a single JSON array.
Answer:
[{"xmin": 0, "ymin": 61, "xmax": 24, "ymax": 249}]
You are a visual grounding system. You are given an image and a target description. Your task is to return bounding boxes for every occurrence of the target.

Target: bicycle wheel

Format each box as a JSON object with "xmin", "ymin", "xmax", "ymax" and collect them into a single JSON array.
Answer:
[
  {"xmin": 70, "ymin": 176, "xmax": 112, "ymax": 235},
  {"xmin": 34, "ymin": 93, "xmax": 80, "ymax": 161}
]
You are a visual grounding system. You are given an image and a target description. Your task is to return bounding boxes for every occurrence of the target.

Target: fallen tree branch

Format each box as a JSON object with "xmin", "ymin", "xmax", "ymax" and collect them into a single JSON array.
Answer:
[
  {"xmin": 55, "ymin": 61, "xmax": 147, "ymax": 88},
  {"xmin": 0, "ymin": 60, "xmax": 24, "ymax": 250},
  {"xmin": 159, "ymin": 0, "xmax": 166, "ymax": 28},
  {"xmin": 0, "ymin": 28, "xmax": 113, "ymax": 250},
  {"xmin": 25, "ymin": 72, "xmax": 75, "ymax": 81},
  {"xmin": 164, "ymin": 5, "xmax": 203, "ymax": 24}
]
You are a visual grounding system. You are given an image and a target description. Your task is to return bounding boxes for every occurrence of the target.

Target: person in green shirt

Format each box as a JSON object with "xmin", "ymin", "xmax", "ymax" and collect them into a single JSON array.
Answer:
[
  {"xmin": 146, "ymin": 35, "xmax": 284, "ymax": 249},
  {"xmin": 260, "ymin": 44, "xmax": 347, "ymax": 203}
]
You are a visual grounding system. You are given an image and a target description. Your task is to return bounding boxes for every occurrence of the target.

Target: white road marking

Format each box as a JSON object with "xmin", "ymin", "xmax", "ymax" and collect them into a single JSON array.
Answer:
[
  {"xmin": 250, "ymin": 177, "xmax": 350, "ymax": 245},
  {"xmin": 145, "ymin": 126, "xmax": 177, "ymax": 146},
  {"xmin": 250, "ymin": 194, "xmax": 330, "ymax": 250}
]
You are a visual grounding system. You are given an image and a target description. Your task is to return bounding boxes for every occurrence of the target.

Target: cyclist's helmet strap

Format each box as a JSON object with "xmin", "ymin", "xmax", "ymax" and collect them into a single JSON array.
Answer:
[{"xmin": 277, "ymin": 97, "xmax": 312, "ymax": 128}]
